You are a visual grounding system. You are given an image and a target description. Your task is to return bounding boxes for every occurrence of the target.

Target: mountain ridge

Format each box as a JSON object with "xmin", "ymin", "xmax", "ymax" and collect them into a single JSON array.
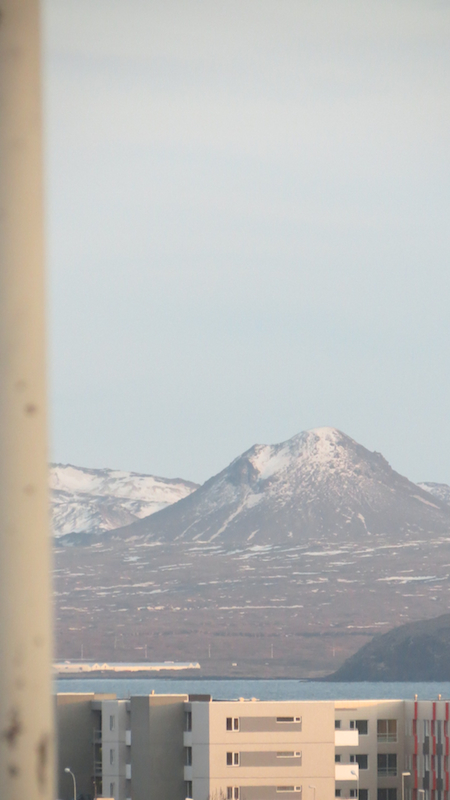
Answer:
[
  {"xmin": 50, "ymin": 462, "xmax": 198, "ymax": 537},
  {"xmin": 326, "ymin": 613, "xmax": 450, "ymax": 681},
  {"xmin": 418, "ymin": 482, "xmax": 450, "ymax": 506}
]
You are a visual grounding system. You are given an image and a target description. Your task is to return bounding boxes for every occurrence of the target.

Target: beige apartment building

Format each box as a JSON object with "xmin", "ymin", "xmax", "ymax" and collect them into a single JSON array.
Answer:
[{"xmin": 56, "ymin": 693, "xmax": 448, "ymax": 800}]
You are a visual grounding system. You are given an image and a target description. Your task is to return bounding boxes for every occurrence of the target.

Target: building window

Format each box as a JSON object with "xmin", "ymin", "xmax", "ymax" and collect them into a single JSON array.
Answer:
[
  {"xmin": 378, "ymin": 791, "xmax": 397, "ymax": 800},
  {"xmin": 185, "ymin": 781, "xmax": 193, "ymax": 799},
  {"xmin": 350, "ymin": 720, "xmax": 368, "ymax": 735},
  {"xmin": 185, "ymin": 711, "xmax": 192, "ymax": 732},
  {"xmin": 350, "ymin": 754, "xmax": 368, "ymax": 770},
  {"xmin": 234, "ymin": 789, "xmax": 240, "ymax": 799},
  {"xmin": 336, "ymin": 791, "xmax": 341, "ymax": 798},
  {"xmin": 377, "ymin": 720, "xmax": 397, "ymax": 743},
  {"xmin": 109, "ymin": 715, "xmax": 115, "ymax": 731},
  {"xmin": 335, "ymin": 755, "xmax": 341, "ymax": 763},
  {"xmin": 227, "ymin": 752, "xmax": 240, "ymax": 766},
  {"xmin": 350, "ymin": 791, "xmax": 357, "ymax": 798},
  {"xmin": 227, "ymin": 717, "xmax": 240, "ymax": 731},
  {"xmin": 110, "ymin": 748, "xmax": 115, "ymax": 765},
  {"xmin": 227, "ymin": 789, "xmax": 233, "ymax": 800},
  {"xmin": 109, "ymin": 783, "xmax": 115, "ymax": 797},
  {"xmin": 277, "ymin": 717, "xmax": 301, "ymax": 723},
  {"xmin": 378, "ymin": 754, "xmax": 397, "ymax": 777},
  {"xmin": 277, "ymin": 788, "xmax": 296, "ymax": 793},
  {"xmin": 358, "ymin": 720, "xmax": 368, "ymax": 735},
  {"xmin": 277, "ymin": 752, "xmax": 301, "ymax": 761},
  {"xmin": 335, "ymin": 720, "xmax": 341, "ymax": 729},
  {"xmin": 185, "ymin": 747, "xmax": 192, "ymax": 766},
  {"xmin": 359, "ymin": 792, "xmax": 368, "ymax": 800}
]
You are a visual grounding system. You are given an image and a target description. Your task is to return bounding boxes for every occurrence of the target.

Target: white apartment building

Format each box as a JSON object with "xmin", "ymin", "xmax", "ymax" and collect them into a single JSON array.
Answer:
[
  {"xmin": 56, "ymin": 693, "xmax": 447, "ymax": 800},
  {"xmin": 184, "ymin": 697, "xmax": 335, "ymax": 800}
]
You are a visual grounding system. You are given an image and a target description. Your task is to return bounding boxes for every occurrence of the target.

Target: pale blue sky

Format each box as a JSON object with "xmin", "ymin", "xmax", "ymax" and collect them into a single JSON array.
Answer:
[{"xmin": 44, "ymin": 0, "xmax": 450, "ymax": 484}]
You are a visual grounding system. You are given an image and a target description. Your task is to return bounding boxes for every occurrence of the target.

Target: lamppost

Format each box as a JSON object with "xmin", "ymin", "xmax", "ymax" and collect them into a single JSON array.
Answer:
[
  {"xmin": 309, "ymin": 784, "xmax": 316, "ymax": 800},
  {"xmin": 351, "ymin": 769, "xmax": 359, "ymax": 799},
  {"xmin": 65, "ymin": 767, "xmax": 77, "ymax": 800},
  {"xmin": 402, "ymin": 771, "xmax": 411, "ymax": 800},
  {"xmin": 418, "ymin": 789, "xmax": 425, "ymax": 800}
]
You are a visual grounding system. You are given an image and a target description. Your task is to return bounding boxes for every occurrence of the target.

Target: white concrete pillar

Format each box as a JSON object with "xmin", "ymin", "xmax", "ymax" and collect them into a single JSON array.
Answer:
[{"xmin": 0, "ymin": 1, "xmax": 54, "ymax": 798}]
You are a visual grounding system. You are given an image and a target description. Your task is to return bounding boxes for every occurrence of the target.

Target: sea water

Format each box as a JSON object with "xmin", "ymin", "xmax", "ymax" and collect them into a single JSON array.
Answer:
[{"xmin": 56, "ymin": 679, "xmax": 450, "ymax": 701}]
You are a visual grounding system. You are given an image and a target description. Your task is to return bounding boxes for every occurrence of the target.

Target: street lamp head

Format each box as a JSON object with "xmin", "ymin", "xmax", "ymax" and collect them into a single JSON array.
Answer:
[
  {"xmin": 64, "ymin": 767, "xmax": 71, "ymax": 773},
  {"xmin": 402, "ymin": 773, "xmax": 411, "ymax": 777}
]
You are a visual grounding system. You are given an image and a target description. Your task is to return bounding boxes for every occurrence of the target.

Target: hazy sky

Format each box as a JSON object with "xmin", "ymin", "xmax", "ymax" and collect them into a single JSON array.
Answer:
[{"xmin": 43, "ymin": 0, "xmax": 450, "ymax": 484}]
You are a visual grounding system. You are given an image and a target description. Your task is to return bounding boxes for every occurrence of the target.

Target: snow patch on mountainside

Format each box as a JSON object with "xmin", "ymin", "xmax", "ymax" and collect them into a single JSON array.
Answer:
[
  {"xmin": 250, "ymin": 444, "xmax": 292, "ymax": 480},
  {"xmin": 249, "ymin": 428, "xmax": 344, "ymax": 482},
  {"xmin": 305, "ymin": 426, "xmax": 344, "ymax": 465},
  {"xmin": 418, "ymin": 482, "xmax": 450, "ymax": 506}
]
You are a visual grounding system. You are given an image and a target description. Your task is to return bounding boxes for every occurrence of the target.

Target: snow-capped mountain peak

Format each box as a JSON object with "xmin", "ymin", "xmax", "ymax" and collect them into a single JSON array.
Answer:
[
  {"xmin": 118, "ymin": 426, "xmax": 449, "ymax": 547},
  {"xmin": 246, "ymin": 428, "xmax": 371, "ymax": 483}
]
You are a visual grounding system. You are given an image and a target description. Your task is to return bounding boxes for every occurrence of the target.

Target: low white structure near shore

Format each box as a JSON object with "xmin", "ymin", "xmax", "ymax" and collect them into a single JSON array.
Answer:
[{"xmin": 54, "ymin": 660, "xmax": 201, "ymax": 674}]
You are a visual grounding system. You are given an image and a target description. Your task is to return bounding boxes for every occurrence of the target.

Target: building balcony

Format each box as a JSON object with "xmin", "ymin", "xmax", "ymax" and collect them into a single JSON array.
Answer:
[
  {"xmin": 93, "ymin": 730, "xmax": 102, "ymax": 744},
  {"xmin": 335, "ymin": 731, "xmax": 359, "ymax": 747},
  {"xmin": 126, "ymin": 764, "xmax": 131, "ymax": 780},
  {"xmin": 377, "ymin": 734, "xmax": 397, "ymax": 743},
  {"xmin": 335, "ymin": 764, "xmax": 359, "ymax": 781},
  {"xmin": 184, "ymin": 766, "xmax": 193, "ymax": 781},
  {"xmin": 94, "ymin": 760, "xmax": 102, "ymax": 777},
  {"xmin": 184, "ymin": 731, "xmax": 193, "ymax": 747},
  {"xmin": 126, "ymin": 730, "xmax": 131, "ymax": 746}
]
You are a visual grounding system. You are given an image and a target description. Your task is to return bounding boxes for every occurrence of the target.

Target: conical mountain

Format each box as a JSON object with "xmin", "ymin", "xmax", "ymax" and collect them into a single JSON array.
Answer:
[
  {"xmin": 54, "ymin": 428, "xmax": 450, "ymax": 677},
  {"xmin": 117, "ymin": 427, "xmax": 450, "ymax": 546}
]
